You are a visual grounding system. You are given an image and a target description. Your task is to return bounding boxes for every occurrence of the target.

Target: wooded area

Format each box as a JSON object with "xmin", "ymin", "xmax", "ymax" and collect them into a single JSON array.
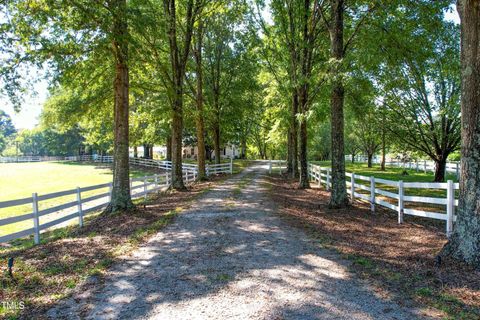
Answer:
[{"xmin": 0, "ymin": 0, "xmax": 479, "ymax": 268}]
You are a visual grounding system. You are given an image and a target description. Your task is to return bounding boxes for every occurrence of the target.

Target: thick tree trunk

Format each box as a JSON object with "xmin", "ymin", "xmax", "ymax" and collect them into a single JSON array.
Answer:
[
  {"xmin": 194, "ymin": 22, "xmax": 206, "ymax": 180},
  {"xmin": 380, "ymin": 114, "xmax": 386, "ymax": 171},
  {"xmin": 298, "ymin": 88, "xmax": 310, "ymax": 188},
  {"xmin": 328, "ymin": 0, "xmax": 348, "ymax": 208},
  {"xmin": 289, "ymin": 92, "xmax": 299, "ymax": 179},
  {"xmin": 166, "ymin": 135, "xmax": 172, "ymax": 161},
  {"xmin": 143, "ymin": 144, "xmax": 150, "ymax": 159},
  {"xmin": 433, "ymin": 158, "xmax": 446, "ymax": 182},
  {"xmin": 367, "ymin": 152, "xmax": 374, "ymax": 168},
  {"xmin": 213, "ymin": 122, "xmax": 221, "ymax": 165},
  {"xmin": 442, "ymin": 0, "xmax": 480, "ymax": 267},
  {"xmin": 241, "ymin": 138, "xmax": 246, "ymax": 159},
  {"xmin": 108, "ymin": 0, "xmax": 133, "ymax": 212},
  {"xmin": 287, "ymin": 129, "xmax": 293, "ymax": 174},
  {"xmin": 171, "ymin": 92, "xmax": 185, "ymax": 189}
]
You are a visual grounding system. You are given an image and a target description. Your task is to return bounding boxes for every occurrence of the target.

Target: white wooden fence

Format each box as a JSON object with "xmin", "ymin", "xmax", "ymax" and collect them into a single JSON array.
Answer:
[
  {"xmin": 0, "ymin": 156, "xmax": 234, "ymax": 244},
  {"xmin": 345, "ymin": 155, "xmax": 461, "ymax": 179},
  {"xmin": 307, "ymin": 163, "xmax": 458, "ymax": 236},
  {"xmin": 0, "ymin": 173, "xmax": 170, "ymax": 245},
  {"xmin": 1, "ymin": 155, "xmax": 235, "ymax": 177}
]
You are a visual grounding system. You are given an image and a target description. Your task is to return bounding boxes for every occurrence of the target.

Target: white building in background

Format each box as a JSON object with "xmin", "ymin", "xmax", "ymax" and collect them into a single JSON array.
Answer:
[
  {"xmin": 129, "ymin": 143, "xmax": 238, "ymax": 160},
  {"xmin": 130, "ymin": 146, "xmax": 167, "ymax": 159},
  {"xmin": 182, "ymin": 143, "xmax": 238, "ymax": 160}
]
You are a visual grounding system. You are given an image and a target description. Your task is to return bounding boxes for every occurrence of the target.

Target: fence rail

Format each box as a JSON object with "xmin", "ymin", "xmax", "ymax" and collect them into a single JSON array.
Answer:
[
  {"xmin": 307, "ymin": 163, "xmax": 457, "ymax": 236},
  {"xmin": 0, "ymin": 156, "xmax": 234, "ymax": 244},
  {"xmin": 0, "ymin": 173, "xmax": 173, "ymax": 244},
  {"xmin": 345, "ymin": 155, "xmax": 460, "ymax": 179}
]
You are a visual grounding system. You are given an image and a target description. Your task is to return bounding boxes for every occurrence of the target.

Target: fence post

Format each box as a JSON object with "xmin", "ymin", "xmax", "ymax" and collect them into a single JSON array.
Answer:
[
  {"xmin": 424, "ymin": 160, "xmax": 427, "ymax": 174},
  {"xmin": 76, "ymin": 187, "xmax": 83, "ymax": 227},
  {"xmin": 446, "ymin": 180, "xmax": 454, "ymax": 237},
  {"xmin": 32, "ymin": 193, "xmax": 40, "ymax": 245},
  {"xmin": 206, "ymin": 165, "xmax": 210, "ymax": 176},
  {"xmin": 456, "ymin": 163, "xmax": 460, "ymax": 180},
  {"xmin": 269, "ymin": 160, "xmax": 272, "ymax": 174},
  {"xmin": 370, "ymin": 176, "xmax": 375, "ymax": 213},
  {"xmin": 398, "ymin": 180, "xmax": 404, "ymax": 224},
  {"xmin": 350, "ymin": 173, "xmax": 355, "ymax": 202},
  {"xmin": 415, "ymin": 161, "xmax": 419, "ymax": 172},
  {"xmin": 186, "ymin": 169, "xmax": 189, "ymax": 184},
  {"xmin": 230, "ymin": 158, "xmax": 233, "ymax": 174},
  {"xmin": 317, "ymin": 167, "xmax": 321, "ymax": 187},
  {"xmin": 326, "ymin": 169, "xmax": 330, "ymax": 191},
  {"xmin": 154, "ymin": 174, "xmax": 158, "ymax": 189}
]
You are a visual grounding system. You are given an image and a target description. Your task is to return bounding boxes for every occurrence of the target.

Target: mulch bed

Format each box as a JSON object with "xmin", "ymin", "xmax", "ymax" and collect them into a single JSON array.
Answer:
[
  {"xmin": 0, "ymin": 176, "xmax": 224, "ymax": 319},
  {"xmin": 266, "ymin": 174, "xmax": 480, "ymax": 319}
]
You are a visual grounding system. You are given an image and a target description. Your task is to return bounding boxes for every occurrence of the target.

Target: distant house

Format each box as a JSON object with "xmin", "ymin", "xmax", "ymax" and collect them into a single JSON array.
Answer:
[
  {"xmin": 130, "ymin": 144, "xmax": 238, "ymax": 160},
  {"xmin": 182, "ymin": 143, "xmax": 238, "ymax": 160}
]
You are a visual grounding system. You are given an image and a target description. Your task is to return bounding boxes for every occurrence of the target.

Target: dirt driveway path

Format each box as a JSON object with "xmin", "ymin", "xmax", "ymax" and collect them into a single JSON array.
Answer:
[{"xmin": 48, "ymin": 162, "xmax": 425, "ymax": 319}]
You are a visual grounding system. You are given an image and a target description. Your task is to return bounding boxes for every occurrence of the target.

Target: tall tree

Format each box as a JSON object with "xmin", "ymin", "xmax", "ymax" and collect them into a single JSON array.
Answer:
[
  {"xmin": 163, "ymin": 0, "xmax": 204, "ymax": 189},
  {"xmin": 441, "ymin": 0, "xmax": 480, "ymax": 268},
  {"xmin": 0, "ymin": 0, "xmax": 134, "ymax": 211},
  {"xmin": 327, "ymin": 0, "xmax": 348, "ymax": 207},
  {"xmin": 192, "ymin": 20, "xmax": 207, "ymax": 179}
]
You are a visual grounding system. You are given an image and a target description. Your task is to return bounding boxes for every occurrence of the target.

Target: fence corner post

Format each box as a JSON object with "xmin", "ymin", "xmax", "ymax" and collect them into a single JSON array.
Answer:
[
  {"xmin": 76, "ymin": 187, "xmax": 83, "ymax": 227},
  {"xmin": 32, "ymin": 193, "xmax": 40, "ymax": 245},
  {"xmin": 350, "ymin": 173, "xmax": 355, "ymax": 202},
  {"xmin": 370, "ymin": 176, "xmax": 375, "ymax": 213},
  {"xmin": 398, "ymin": 180, "xmax": 404, "ymax": 224},
  {"xmin": 446, "ymin": 180, "xmax": 454, "ymax": 237}
]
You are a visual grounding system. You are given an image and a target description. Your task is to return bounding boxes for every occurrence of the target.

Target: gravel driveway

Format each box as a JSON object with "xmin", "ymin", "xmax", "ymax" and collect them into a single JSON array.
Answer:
[{"xmin": 47, "ymin": 162, "xmax": 425, "ymax": 319}]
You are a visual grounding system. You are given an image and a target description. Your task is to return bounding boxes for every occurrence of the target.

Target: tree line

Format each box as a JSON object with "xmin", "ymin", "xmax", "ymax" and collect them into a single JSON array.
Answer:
[{"xmin": 1, "ymin": 0, "xmax": 479, "ymax": 267}]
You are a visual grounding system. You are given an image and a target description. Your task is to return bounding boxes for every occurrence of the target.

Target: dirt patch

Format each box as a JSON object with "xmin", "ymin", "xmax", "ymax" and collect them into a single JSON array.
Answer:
[
  {"xmin": 0, "ymin": 177, "xmax": 222, "ymax": 319},
  {"xmin": 265, "ymin": 175, "xmax": 480, "ymax": 319}
]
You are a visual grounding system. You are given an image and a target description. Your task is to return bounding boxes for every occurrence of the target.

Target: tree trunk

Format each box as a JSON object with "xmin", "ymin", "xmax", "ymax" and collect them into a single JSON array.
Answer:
[
  {"xmin": 328, "ymin": 0, "xmax": 348, "ymax": 208},
  {"xmin": 298, "ymin": 88, "xmax": 310, "ymax": 188},
  {"xmin": 433, "ymin": 157, "xmax": 446, "ymax": 182},
  {"xmin": 133, "ymin": 146, "xmax": 138, "ymax": 158},
  {"xmin": 367, "ymin": 153, "xmax": 373, "ymax": 168},
  {"xmin": 442, "ymin": 0, "xmax": 480, "ymax": 267},
  {"xmin": 351, "ymin": 152, "xmax": 356, "ymax": 164},
  {"xmin": 108, "ymin": 0, "xmax": 133, "ymax": 212},
  {"xmin": 289, "ymin": 91, "xmax": 299, "ymax": 179},
  {"xmin": 171, "ymin": 92, "xmax": 185, "ymax": 189},
  {"xmin": 213, "ymin": 122, "xmax": 221, "ymax": 165},
  {"xmin": 380, "ymin": 113, "xmax": 386, "ymax": 171},
  {"xmin": 241, "ymin": 138, "xmax": 247, "ymax": 159},
  {"xmin": 143, "ymin": 143, "xmax": 150, "ymax": 159},
  {"xmin": 194, "ymin": 21, "xmax": 206, "ymax": 180},
  {"xmin": 166, "ymin": 134, "xmax": 172, "ymax": 161}
]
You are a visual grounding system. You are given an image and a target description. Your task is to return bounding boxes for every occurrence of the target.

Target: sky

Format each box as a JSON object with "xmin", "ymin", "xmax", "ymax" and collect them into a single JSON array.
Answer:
[{"xmin": 0, "ymin": 5, "xmax": 461, "ymax": 131}]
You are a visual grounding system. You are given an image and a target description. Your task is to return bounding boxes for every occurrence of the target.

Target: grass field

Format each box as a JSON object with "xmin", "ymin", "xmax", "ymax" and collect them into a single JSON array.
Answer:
[{"xmin": 0, "ymin": 162, "xmax": 153, "ymax": 237}]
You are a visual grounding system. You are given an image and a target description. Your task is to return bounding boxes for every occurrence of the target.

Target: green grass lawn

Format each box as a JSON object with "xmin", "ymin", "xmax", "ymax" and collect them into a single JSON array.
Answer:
[{"xmin": 0, "ymin": 161, "xmax": 152, "ymax": 237}]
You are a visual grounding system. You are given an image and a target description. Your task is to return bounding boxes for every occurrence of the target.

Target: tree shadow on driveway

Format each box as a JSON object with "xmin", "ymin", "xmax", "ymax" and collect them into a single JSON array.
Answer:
[{"xmin": 48, "ymin": 164, "xmax": 425, "ymax": 320}]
